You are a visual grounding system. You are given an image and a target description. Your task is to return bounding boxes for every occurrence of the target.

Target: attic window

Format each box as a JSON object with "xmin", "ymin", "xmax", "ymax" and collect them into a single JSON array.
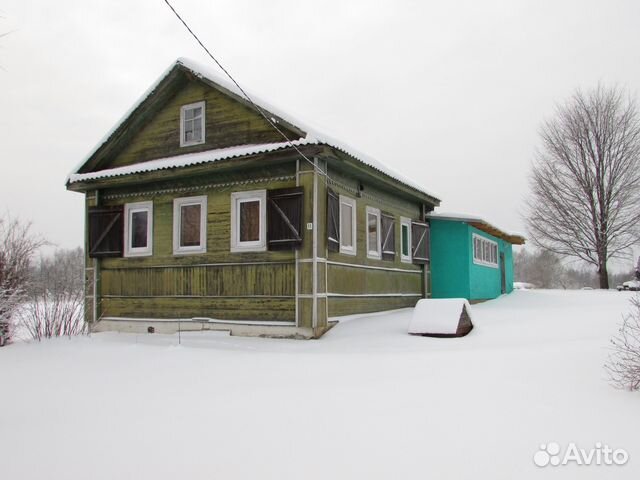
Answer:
[{"xmin": 180, "ymin": 101, "xmax": 205, "ymax": 147}]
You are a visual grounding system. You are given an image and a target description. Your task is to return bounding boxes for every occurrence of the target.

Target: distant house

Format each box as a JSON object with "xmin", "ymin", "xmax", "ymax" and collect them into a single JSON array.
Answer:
[
  {"xmin": 66, "ymin": 58, "xmax": 440, "ymax": 339},
  {"xmin": 428, "ymin": 213, "xmax": 525, "ymax": 301}
]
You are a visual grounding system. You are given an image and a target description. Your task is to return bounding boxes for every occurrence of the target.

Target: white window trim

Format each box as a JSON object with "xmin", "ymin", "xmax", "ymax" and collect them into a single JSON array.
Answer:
[
  {"xmin": 366, "ymin": 206, "xmax": 382, "ymax": 260},
  {"xmin": 180, "ymin": 101, "xmax": 206, "ymax": 147},
  {"xmin": 230, "ymin": 190, "xmax": 267, "ymax": 253},
  {"xmin": 339, "ymin": 194, "xmax": 357, "ymax": 256},
  {"xmin": 400, "ymin": 216, "xmax": 412, "ymax": 263},
  {"xmin": 124, "ymin": 201, "xmax": 153, "ymax": 257},
  {"xmin": 472, "ymin": 233, "xmax": 498, "ymax": 268},
  {"xmin": 173, "ymin": 195, "xmax": 207, "ymax": 255}
]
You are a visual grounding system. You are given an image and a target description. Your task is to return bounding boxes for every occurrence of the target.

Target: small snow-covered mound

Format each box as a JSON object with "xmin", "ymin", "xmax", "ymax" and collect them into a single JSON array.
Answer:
[{"xmin": 408, "ymin": 298, "xmax": 473, "ymax": 337}]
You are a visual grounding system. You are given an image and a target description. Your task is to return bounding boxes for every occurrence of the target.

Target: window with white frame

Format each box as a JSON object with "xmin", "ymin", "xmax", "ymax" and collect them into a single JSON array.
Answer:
[
  {"xmin": 366, "ymin": 206, "xmax": 381, "ymax": 259},
  {"xmin": 473, "ymin": 233, "xmax": 498, "ymax": 268},
  {"xmin": 400, "ymin": 216, "xmax": 412, "ymax": 263},
  {"xmin": 124, "ymin": 201, "xmax": 153, "ymax": 257},
  {"xmin": 180, "ymin": 101, "xmax": 205, "ymax": 147},
  {"xmin": 339, "ymin": 195, "xmax": 357, "ymax": 255},
  {"xmin": 231, "ymin": 190, "xmax": 266, "ymax": 252},
  {"xmin": 173, "ymin": 196, "xmax": 207, "ymax": 255}
]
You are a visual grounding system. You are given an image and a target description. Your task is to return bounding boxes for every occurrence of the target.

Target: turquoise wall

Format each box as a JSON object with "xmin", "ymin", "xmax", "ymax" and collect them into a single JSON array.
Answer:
[
  {"xmin": 430, "ymin": 220, "xmax": 515, "ymax": 300},
  {"xmin": 430, "ymin": 219, "xmax": 470, "ymax": 299}
]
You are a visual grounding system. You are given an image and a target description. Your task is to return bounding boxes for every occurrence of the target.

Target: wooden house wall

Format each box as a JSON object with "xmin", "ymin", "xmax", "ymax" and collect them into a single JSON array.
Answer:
[
  {"xmin": 91, "ymin": 165, "xmax": 298, "ymax": 323},
  {"xmin": 323, "ymin": 167, "xmax": 426, "ymax": 318},
  {"xmin": 104, "ymin": 79, "xmax": 302, "ymax": 171}
]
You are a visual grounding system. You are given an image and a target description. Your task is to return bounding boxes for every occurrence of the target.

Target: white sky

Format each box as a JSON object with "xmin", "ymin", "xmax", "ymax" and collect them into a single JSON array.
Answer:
[{"xmin": 1, "ymin": 0, "xmax": 639, "ymax": 269}]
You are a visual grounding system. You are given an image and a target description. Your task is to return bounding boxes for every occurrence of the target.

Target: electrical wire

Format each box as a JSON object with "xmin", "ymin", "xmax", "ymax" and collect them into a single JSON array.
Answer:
[{"xmin": 162, "ymin": 0, "xmax": 330, "ymax": 179}]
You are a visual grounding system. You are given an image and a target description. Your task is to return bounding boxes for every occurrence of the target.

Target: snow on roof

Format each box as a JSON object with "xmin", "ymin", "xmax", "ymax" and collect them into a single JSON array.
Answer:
[
  {"xmin": 427, "ymin": 211, "xmax": 525, "ymax": 244},
  {"xmin": 67, "ymin": 58, "xmax": 440, "ymax": 202},
  {"xmin": 67, "ymin": 139, "xmax": 313, "ymax": 183}
]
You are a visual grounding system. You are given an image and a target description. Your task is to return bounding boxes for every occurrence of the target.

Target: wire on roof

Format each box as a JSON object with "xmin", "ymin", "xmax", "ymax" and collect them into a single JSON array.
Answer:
[{"xmin": 162, "ymin": 0, "xmax": 331, "ymax": 180}]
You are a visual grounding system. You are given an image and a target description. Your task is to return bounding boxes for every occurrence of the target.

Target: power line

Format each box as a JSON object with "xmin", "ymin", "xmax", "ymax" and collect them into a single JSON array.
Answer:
[{"xmin": 162, "ymin": 0, "xmax": 329, "ymax": 179}]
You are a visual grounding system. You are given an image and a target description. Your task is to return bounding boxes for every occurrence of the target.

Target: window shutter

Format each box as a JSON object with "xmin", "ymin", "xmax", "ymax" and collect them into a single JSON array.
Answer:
[
  {"xmin": 88, "ymin": 206, "xmax": 124, "ymax": 258},
  {"xmin": 381, "ymin": 213, "xmax": 395, "ymax": 261},
  {"xmin": 327, "ymin": 188, "xmax": 340, "ymax": 252},
  {"xmin": 411, "ymin": 221, "xmax": 430, "ymax": 264},
  {"xmin": 267, "ymin": 187, "xmax": 303, "ymax": 250}
]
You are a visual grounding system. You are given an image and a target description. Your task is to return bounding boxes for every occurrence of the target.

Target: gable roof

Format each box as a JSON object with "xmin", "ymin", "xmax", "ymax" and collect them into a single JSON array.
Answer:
[
  {"xmin": 67, "ymin": 58, "xmax": 440, "ymax": 204},
  {"xmin": 427, "ymin": 211, "xmax": 525, "ymax": 245}
]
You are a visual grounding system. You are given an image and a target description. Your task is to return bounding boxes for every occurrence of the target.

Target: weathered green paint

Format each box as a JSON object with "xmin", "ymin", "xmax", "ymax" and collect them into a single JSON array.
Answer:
[
  {"xmin": 430, "ymin": 219, "xmax": 515, "ymax": 301},
  {"xmin": 328, "ymin": 297, "xmax": 418, "ymax": 317},
  {"xmin": 87, "ymin": 166, "xmax": 298, "ymax": 324},
  {"xmin": 323, "ymin": 167, "xmax": 426, "ymax": 317},
  {"xmin": 71, "ymin": 67, "xmax": 441, "ymax": 337},
  {"xmin": 101, "ymin": 297, "xmax": 295, "ymax": 321}
]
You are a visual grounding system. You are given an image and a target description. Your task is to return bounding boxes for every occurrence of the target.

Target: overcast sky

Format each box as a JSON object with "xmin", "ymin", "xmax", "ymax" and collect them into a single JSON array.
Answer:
[{"xmin": 1, "ymin": 0, "xmax": 639, "ymax": 268}]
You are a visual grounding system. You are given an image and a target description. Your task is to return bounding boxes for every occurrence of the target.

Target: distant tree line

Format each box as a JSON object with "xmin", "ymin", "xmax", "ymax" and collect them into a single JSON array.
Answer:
[{"xmin": 514, "ymin": 248, "xmax": 634, "ymax": 289}]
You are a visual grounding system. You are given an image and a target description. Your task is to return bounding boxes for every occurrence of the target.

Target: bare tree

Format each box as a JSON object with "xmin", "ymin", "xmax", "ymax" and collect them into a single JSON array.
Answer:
[
  {"xmin": 605, "ymin": 296, "xmax": 640, "ymax": 391},
  {"xmin": 526, "ymin": 85, "xmax": 640, "ymax": 289},
  {"xmin": 29, "ymin": 247, "xmax": 84, "ymax": 296},
  {"xmin": 0, "ymin": 215, "xmax": 47, "ymax": 344}
]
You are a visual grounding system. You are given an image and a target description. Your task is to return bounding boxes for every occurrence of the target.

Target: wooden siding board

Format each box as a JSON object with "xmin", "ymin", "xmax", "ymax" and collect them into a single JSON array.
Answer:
[
  {"xmin": 322, "ymin": 164, "xmax": 427, "ymax": 319},
  {"xmin": 100, "ymin": 173, "xmax": 297, "ymax": 269},
  {"xmin": 325, "ymin": 167, "xmax": 423, "ymax": 272},
  {"xmin": 94, "ymin": 167, "xmax": 298, "ymax": 322},
  {"xmin": 327, "ymin": 264, "xmax": 421, "ymax": 295},
  {"xmin": 101, "ymin": 263, "xmax": 294, "ymax": 297},
  {"xmin": 328, "ymin": 297, "xmax": 418, "ymax": 318},
  {"xmin": 101, "ymin": 297, "xmax": 295, "ymax": 322},
  {"xmin": 100, "ymin": 76, "xmax": 303, "ymax": 171}
]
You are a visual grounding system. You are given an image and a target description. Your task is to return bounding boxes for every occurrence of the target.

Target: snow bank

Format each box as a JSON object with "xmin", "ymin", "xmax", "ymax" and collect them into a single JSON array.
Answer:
[
  {"xmin": 408, "ymin": 298, "xmax": 473, "ymax": 335},
  {"xmin": 1, "ymin": 290, "xmax": 638, "ymax": 480}
]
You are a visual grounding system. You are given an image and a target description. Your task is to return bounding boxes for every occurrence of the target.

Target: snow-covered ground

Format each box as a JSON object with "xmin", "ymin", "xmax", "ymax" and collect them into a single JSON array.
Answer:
[{"xmin": 1, "ymin": 290, "xmax": 638, "ymax": 479}]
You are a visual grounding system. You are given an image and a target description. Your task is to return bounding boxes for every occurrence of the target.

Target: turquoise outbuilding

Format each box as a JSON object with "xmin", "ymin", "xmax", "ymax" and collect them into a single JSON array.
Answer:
[{"xmin": 428, "ymin": 213, "xmax": 525, "ymax": 301}]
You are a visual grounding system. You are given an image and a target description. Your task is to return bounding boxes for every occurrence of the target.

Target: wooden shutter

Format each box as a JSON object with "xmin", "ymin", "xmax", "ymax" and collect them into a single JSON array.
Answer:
[
  {"xmin": 88, "ymin": 206, "xmax": 124, "ymax": 258},
  {"xmin": 327, "ymin": 188, "xmax": 340, "ymax": 252},
  {"xmin": 411, "ymin": 221, "xmax": 430, "ymax": 264},
  {"xmin": 267, "ymin": 187, "xmax": 303, "ymax": 250},
  {"xmin": 381, "ymin": 213, "xmax": 395, "ymax": 261}
]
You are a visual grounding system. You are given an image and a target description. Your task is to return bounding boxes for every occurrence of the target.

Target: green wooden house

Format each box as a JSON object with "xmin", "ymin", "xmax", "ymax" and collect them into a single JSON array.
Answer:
[
  {"xmin": 66, "ymin": 58, "xmax": 440, "ymax": 339},
  {"xmin": 428, "ymin": 213, "xmax": 525, "ymax": 301}
]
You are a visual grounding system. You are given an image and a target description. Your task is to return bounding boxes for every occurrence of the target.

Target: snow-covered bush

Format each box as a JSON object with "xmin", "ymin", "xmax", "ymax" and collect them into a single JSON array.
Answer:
[
  {"xmin": 0, "ymin": 215, "xmax": 46, "ymax": 345},
  {"xmin": 606, "ymin": 296, "xmax": 640, "ymax": 391},
  {"xmin": 20, "ymin": 288, "xmax": 86, "ymax": 341},
  {"xmin": 19, "ymin": 247, "xmax": 87, "ymax": 340}
]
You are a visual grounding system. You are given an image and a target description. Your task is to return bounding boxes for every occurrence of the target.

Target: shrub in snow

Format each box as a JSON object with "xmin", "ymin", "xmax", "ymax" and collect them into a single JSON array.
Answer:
[
  {"xmin": 605, "ymin": 296, "xmax": 640, "ymax": 391},
  {"xmin": 20, "ymin": 288, "xmax": 86, "ymax": 341},
  {"xmin": 0, "ymin": 215, "xmax": 46, "ymax": 345}
]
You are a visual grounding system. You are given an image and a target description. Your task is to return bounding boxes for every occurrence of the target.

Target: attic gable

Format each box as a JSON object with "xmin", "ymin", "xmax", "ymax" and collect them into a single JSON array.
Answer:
[
  {"xmin": 69, "ymin": 58, "xmax": 440, "ymax": 206},
  {"xmin": 77, "ymin": 63, "xmax": 305, "ymax": 174}
]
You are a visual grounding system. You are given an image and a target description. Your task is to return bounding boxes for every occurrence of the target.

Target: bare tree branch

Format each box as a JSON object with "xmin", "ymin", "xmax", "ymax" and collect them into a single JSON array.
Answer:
[{"xmin": 526, "ymin": 85, "xmax": 640, "ymax": 288}]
